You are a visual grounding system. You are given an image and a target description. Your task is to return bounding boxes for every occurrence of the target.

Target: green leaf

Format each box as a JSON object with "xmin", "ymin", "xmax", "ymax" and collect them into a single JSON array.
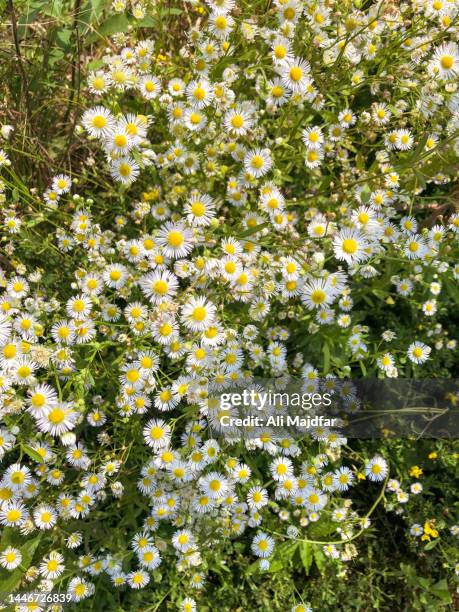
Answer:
[
  {"xmin": 268, "ymin": 541, "xmax": 298, "ymax": 572},
  {"xmin": 239, "ymin": 222, "xmax": 269, "ymax": 238},
  {"xmin": 21, "ymin": 444, "xmax": 44, "ymax": 464},
  {"xmin": 90, "ymin": 0, "xmax": 106, "ymax": 20},
  {"xmin": 430, "ymin": 578, "xmax": 452, "ymax": 603},
  {"xmin": 0, "ymin": 527, "xmax": 21, "ymax": 549},
  {"xmin": 0, "ymin": 535, "xmax": 42, "ymax": 599},
  {"xmin": 360, "ymin": 184, "xmax": 371, "ymax": 203},
  {"xmin": 423, "ymin": 538, "xmax": 440, "ymax": 551},
  {"xmin": 43, "ymin": 0, "xmax": 64, "ymax": 18},
  {"xmin": 135, "ymin": 16, "xmax": 157, "ymax": 27},
  {"xmin": 159, "ymin": 7, "xmax": 183, "ymax": 16},
  {"xmin": 322, "ymin": 342, "xmax": 330, "ymax": 375},
  {"xmin": 86, "ymin": 13, "xmax": 130, "ymax": 42},
  {"xmin": 55, "ymin": 28, "xmax": 72, "ymax": 50},
  {"xmin": 299, "ymin": 542, "xmax": 313, "ymax": 574},
  {"xmin": 313, "ymin": 548, "xmax": 326, "ymax": 574},
  {"xmin": 87, "ymin": 59, "xmax": 104, "ymax": 71}
]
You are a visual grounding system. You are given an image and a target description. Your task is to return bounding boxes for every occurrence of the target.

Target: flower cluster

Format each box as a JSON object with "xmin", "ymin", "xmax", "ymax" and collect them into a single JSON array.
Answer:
[{"xmin": 1, "ymin": 0, "xmax": 458, "ymax": 608}]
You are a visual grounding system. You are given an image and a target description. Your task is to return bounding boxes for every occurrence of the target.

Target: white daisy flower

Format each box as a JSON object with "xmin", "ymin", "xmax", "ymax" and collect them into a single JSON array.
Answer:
[
  {"xmin": 407, "ymin": 341, "xmax": 431, "ymax": 364},
  {"xmin": 181, "ymin": 296, "xmax": 217, "ymax": 331},
  {"xmin": 82, "ymin": 106, "xmax": 115, "ymax": 137}
]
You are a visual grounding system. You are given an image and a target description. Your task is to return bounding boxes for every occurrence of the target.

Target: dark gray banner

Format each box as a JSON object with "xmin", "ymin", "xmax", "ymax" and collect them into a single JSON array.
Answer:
[{"xmin": 207, "ymin": 379, "xmax": 459, "ymax": 439}]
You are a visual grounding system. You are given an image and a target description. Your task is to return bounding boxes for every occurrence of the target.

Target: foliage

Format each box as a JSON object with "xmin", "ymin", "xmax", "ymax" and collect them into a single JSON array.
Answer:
[{"xmin": 0, "ymin": 0, "xmax": 459, "ymax": 610}]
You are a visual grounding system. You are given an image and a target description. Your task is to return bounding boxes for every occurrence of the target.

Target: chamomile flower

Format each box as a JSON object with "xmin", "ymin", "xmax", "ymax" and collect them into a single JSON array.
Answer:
[
  {"xmin": 33, "ymin": 504, "xmax": 57, "ymax": 530},
  {"xmin": 181, "ymin": 296, "xmax": 217, "ymax": 331},
  {"xmin": 372, "ymin": 103, "xmax": 391, "ymax": 125},
  {"xmin": 66, "ymin": 294, "xmax": 92, "ymax": 319},
  {"xmin": 7, "ymin": 276, "xmax": 29, "ymax": 298},
  {"xmin": 119, "ymin": 114, "xmax": 148, "ymax": 144},
  {"xmin": 110, "ymin": 157, "xmax": 140, "ymax": 184},
  {"xmin": 168, "ymin": 77, "xmax": 185, "ymax": 96},
  {"xmin": 271, "ymin": 36, "xmax": 293, "ymax": 63},
  {"xmin": 5, "ymin": 463, "xmax": 31, "ymax": 490},
  {"xmin": 338, "ymin": 108, "xmax": 356, "ymax": 127},
  {"xmin": 138, "ymin": 545, "xmax": 162, "ymax": 569},
  {"xmin": 38, "ymin": 551, "xmax": 64, "ymax": 579},
  {"xmin": 87, "ymin": 70, "xmax": 111, "ymax": 95},
  {"xmin": 36, "ymin": 402, "xmax": 77, "ymax": 436},
  {"xmin": 365, "ymin": 456, "xmax": 388, "ymax": 482},
  {"xmin": 266, "ymin": 78, "xmax": 291, "ymax": 106},
  {"xmin": 394, "ymin": 129, "xmax": 414, "ymax": 150},
  {"xmin": 199, "ymin": 472, "xmax": 231, "ymax": 498},
  {"xmin": 302, "ymin": 126, "xmax": 324, "ymax": 149},
  {"xmin": 185, "ymin": 193, "xmax": 217, "ymax": 226},
  {"xmin": 52, "ymin": 174, "xmax": 72, "ymax": 194},
  {"xmin": 67, "ymin": 577, "xmax": 94, "ymax": 601},
  {"xmin": 138, "ymin": 75, "xmax": 162, "ymax": 99},
  {"xmin": 301, "ymin": 278, "xmax": 336, "ymax": 310},
  {"xmin": 224, "ymin": 106, "xmax": 254, "ymax": 136},
  {"xmin": 304, "ymin": 148, "xmax": 324, "ymax": 169},
  {"xmin": 82, "ymin": 106, "xmax": 115, "ymax": 137},
  {"xmin": 156, "ymin": 222, "xmax": 194, "ymax": 258},
  {"xmin": 404, "ymin": 235, "xmax": 428, "ymax": 259},
  {"xmin": 11, "ymin": 356, "xmax": 38, "ymax": 384},
  {"xmin": 333, "ymin": 229, "xmax": 370, "ymax": 264},
  {"xmin": 139, "ymin": 270, "xmax": 179, "ymax": 303},
  {"xmin": 187, "ymin": 79, "xmax": 214, "ymax": 109},
  {"xmin": 334, "ymin": 467, "xmax": 354, "ymax": 491},
  {"xmin": 247, "ymin": 486, "xmax": 268, "ymax": 509},
  {"xmin": 27, "ymin": 383, "xmax": 58, "ymax": 414},
  {"xmin": 407, "ymin": 341, "xmax": 431, "ymax": 364},
  {"xmin": 0, "ymin": 546, "xmax": 22, "ymax": 570},
  {"xmin": 430, "ymin": 42, "xmax": 459, "ymax": 79},
  {"xmin": 251, "ymin": 532, "xmax": 274, "ymax": 558},
  {"xmin": 185, "ymin": 108, "xmax": 208, "ymax": 132},
  {"xmin": 244, "ymin": 148, "xmax": 273, "ymax": 178},
  {"xmin": 280, "ymin": 56, "xmax": 312, "ymax": 94},
  {"xmin": 209, "ymin": 12, "xmax": 235, "ymax": 39},
  {"xmin": 0, "ymin": 501, "xmax": 28, "ymax": 526}
]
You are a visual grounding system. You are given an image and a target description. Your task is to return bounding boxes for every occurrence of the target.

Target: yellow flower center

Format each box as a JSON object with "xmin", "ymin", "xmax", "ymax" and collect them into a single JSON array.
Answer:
[
  {"xmin": 191, "ymin": 202, "xmax": 205, "ymax": 216},
  {"xmin": 311, "ymin": 289, "xmax": 326, "ymax": 304},
  {"xmin": 342, "ymin": 238, "xmax": 358, "ymax": 254},
  {"xmin": 251, "ymin": 155, "xmax": 264, "ymax": 169},
  {"xmin": 153, "ymin": 280, "xmax": 168, "ymax": 295},
  {"xmin": 92, "ymin": 115, "xmax": 107, "ymax": 128},
  {"xmin": 126, "ymin": 369, "xmax": 140, "ymax": 382},
  {"xmin": 7, "ymin": 509, "xmax": 21, "ymax": 522},
  {"xmin": 73, "ymin": 299, "xmax": 85, "ymax": 312},
  {"xmin": 3, "ymin": 344, "xmax": 16, "ymax": 359},
  {"xmin": 215, "ymin": 16, "xmax": 227, "ymax": 29},
  {"xmin": 167, "ymin": 231, "xmax": 184, "ymax": 247},
  {"xmin": 119, "ymin": 163, "xmax": 132, "ymax": 177},
  {"xmin": 440, "ymin": 55, "xmax": 454, "ymax": 69},
  {"xmin": 48, "ymin": 408, "xmax": 65, "ymax": 424},
  {"xmin": 289, "ymin": 66, "xmax": 302, "ymax": 81},
  {"xmin": 193, "ymin": 86, "xmax": 205, "ymax": 100},
  {"xmin": 17, "ymin": 365, "xmax": 31, "ymax": 378},
  {"xmin": 192, "ymin": 306, "xmax": 206, "ymax": 321},
  {"xmin": 209, "ymin": 479, "xmax": 221, "ymax": 491},
  {"xmin": 274, "ymin": 45, "xmax": 286, "ymax": 59},
  {"xmin": 151, "ymin": 426, "xmax": 164, "ymax": 439},
  {"xmin": 159, "ymin": 323, "xmax": 172, "ymax": 336}
]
